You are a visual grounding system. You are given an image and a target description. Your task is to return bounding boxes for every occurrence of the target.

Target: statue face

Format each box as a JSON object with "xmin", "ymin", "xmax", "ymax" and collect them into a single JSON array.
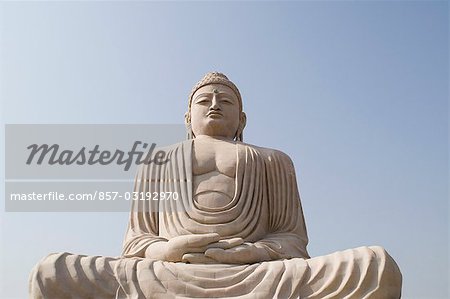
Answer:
[{"xmin": 190, "ymin": 84, "xmax": 241, "ymax": 139}]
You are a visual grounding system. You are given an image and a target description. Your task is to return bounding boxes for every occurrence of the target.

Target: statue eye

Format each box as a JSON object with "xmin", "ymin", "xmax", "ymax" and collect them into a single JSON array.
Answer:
[
  {"xmin": 195, "ymin": 97, "xmax": 210, "ymax": 105},
  {"xmin": 221, "ymin": 98, "xmax": 234, "ymax": 104}
]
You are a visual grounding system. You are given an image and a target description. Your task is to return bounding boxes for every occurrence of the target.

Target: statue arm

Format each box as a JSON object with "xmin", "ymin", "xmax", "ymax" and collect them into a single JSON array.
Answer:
[
  {"xmin": 121, "ymin": 164, "xmax": 167, "ymax": 258},
  {"xmin": 255, "ymin": 150, "xmax": 309, "ymax": 259}
]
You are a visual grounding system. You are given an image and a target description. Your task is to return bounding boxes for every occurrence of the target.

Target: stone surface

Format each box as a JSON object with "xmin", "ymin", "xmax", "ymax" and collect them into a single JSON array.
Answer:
[{"xmin": 29, "ymin": 72, "xmax": 402, "ymax": 298}]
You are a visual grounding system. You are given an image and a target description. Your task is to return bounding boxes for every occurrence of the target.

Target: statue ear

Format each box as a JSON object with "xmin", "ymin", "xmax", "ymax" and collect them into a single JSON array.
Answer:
[
  {"xmin": 240, "ymin": 112, "xmax": 247, "ymax": 131},
  {"xmin": 184, "ymin": 112, "xmax": 194, "ymax": 139},
  {"xmin": 236, "ymin": 112, "xmax": 247, "ymax": 142}
]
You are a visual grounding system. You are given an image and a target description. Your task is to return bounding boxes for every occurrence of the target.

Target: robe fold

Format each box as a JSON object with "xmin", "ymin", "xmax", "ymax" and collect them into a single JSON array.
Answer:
[
  {"xmin": 29, "ymin": 141, "xmax": 402, "ymax": 299},
  {"xmin": 122, "ymin": 140, "xmax": 309, "ymax": 261}
]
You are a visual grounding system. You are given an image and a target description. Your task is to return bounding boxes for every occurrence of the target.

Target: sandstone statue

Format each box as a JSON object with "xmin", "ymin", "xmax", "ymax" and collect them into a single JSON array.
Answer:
[{"xmin": 30, "ymin": 72, "xmax": 402, "ymax": 298}]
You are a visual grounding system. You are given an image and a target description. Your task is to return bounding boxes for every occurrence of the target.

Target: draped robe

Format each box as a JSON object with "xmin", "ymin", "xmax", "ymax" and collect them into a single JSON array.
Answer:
[
  {"xmin": 122, "ymin": 140, "xmax": 309, "ymax": 260},
  {"xmin": 29, "ymin": 141, "xmax": 402, "ymax": 299}
]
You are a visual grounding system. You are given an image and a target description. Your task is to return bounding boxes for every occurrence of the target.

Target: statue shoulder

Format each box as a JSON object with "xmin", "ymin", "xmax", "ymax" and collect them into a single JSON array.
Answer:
[
  {"xmin": 238, "ymin": 142, "xmax": 295, "ymax": 166},
  {"xmin": 157, "ymin": 140, "xmax": 191, "ymax": 152},
  {"xmin": 135, "ymin": 140, "xmax": 190, "ymax": 173}
]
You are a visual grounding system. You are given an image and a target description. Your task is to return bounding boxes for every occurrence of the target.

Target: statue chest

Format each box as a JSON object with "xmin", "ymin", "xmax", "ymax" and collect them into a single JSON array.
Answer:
[
  {"xmin": 192, "ymin": 140, "xmax": 238, "ymax": 177},
  {"xmin": 192, "ymin": 139, "xmax": 241, "ymax": 208}
]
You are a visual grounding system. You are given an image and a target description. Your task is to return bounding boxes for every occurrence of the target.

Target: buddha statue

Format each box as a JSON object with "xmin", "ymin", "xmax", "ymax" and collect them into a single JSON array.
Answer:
[{"xmin": 29, "ymin": 72, "xmax": 402, "ymax": 298}]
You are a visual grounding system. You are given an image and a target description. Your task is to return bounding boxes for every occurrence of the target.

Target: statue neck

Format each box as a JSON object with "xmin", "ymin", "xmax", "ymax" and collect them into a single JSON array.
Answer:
[{"xmin": 194, "ymin": 135, "xmax": 234, "ymax": 142}]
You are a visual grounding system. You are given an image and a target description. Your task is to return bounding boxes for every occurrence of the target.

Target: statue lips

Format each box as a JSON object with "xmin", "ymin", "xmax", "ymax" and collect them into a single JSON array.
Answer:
[{"xmin": 206, "ymin": 111, "xmax": 223, "ymax": 118}]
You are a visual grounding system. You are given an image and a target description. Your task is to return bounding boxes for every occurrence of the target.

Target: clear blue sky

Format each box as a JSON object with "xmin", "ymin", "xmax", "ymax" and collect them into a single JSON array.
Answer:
[{"xmin": 0, "ymin": 1, "xmax": 448, "ymax": 298}]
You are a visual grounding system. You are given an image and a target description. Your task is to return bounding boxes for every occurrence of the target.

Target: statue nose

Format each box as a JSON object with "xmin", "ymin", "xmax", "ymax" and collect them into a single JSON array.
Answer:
[{"xmin": 210, "ymin": 96, "xmax": 221, "ymax": 110}]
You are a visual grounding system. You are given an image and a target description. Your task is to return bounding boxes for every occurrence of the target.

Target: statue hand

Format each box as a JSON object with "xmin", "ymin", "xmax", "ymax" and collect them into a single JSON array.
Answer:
[
  {"xmin": 181, "ymin": 237, "xmax": 244, "ymax": 264},
  {"xmin": 145, "ymin": 233, "xmax": 221, "ymax": 262},
  {"xmin": 204, "ymin": 242, "xmax": 271, "ymax": 264}
]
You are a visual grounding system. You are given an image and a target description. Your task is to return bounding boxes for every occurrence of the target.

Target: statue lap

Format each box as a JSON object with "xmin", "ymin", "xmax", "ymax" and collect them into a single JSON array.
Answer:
[{"xmin": 29, "ymin": 246, "xmax": 401, "ymax": 298}]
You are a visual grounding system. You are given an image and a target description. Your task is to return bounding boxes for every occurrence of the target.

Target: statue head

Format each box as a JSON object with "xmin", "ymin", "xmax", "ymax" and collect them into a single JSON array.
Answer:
[{"xmin": 185, "ymin": 72, "xmax": 247, "ymax": 141}]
